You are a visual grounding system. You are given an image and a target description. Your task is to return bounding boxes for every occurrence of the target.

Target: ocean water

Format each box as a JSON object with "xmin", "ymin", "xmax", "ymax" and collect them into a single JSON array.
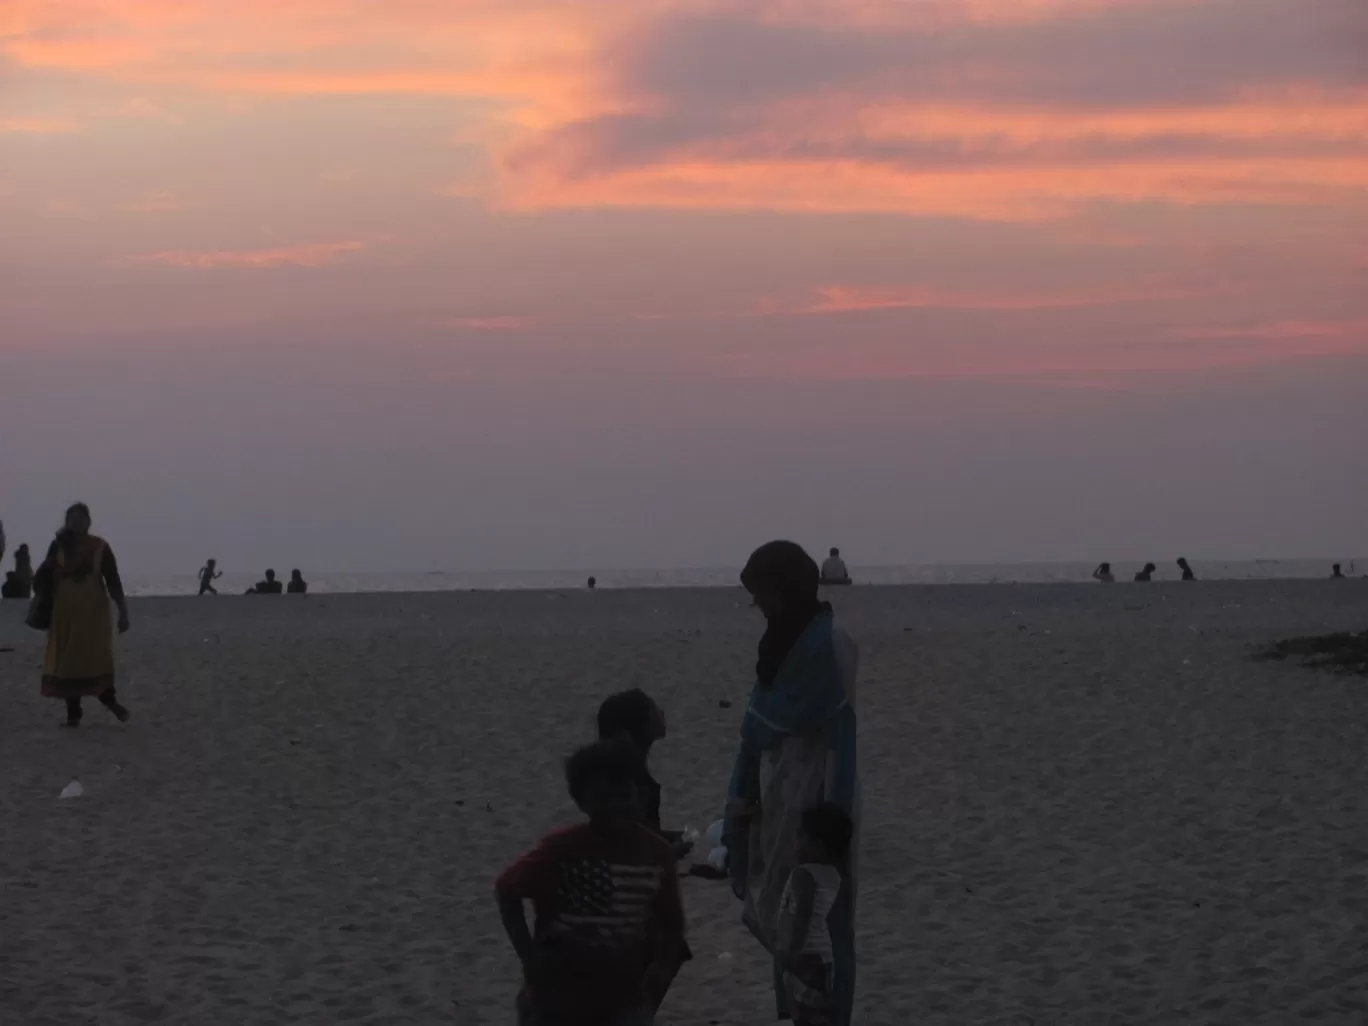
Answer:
[{"xmin": 122, "ymin": 559, "xmax": 1363, "ymax": 597}]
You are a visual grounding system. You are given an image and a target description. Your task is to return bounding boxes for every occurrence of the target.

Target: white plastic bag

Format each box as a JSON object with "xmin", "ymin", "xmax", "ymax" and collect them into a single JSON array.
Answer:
[
  {"xmin": 702, "ymin": 818, "xmax": 725, "ymax": 851},
  {"xmin": 702, "ymin": 818, "xmax": 728, "ymax": 871},
  {"xmin": 59, "ymin": 780, "xmax": 83, "ymax": 800}
]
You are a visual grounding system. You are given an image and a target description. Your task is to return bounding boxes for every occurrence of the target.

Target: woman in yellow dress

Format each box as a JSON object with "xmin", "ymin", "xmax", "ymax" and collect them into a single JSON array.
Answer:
[{"xmin": 37, "ymin": 503, "xmax": 132, "ymax": 727}]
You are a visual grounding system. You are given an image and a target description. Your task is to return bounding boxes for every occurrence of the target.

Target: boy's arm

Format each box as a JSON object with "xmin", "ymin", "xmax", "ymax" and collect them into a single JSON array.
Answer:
[
  {"xmin": 496, "ymin": 890, "xmax": 536, "ymax": 962},
  {"xmin": 778, "ymin": 867, "xmax": 816, "ymax": 969},
  {"xmin": 494, "ymin": 841, "xmax": 555, "ymax": 964}
]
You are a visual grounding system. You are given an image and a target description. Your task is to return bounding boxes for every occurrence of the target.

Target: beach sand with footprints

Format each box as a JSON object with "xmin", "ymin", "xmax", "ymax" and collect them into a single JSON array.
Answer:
[{"xmin": 2, "ymin": 580, "xmax": 1367, "ymax": 1025}]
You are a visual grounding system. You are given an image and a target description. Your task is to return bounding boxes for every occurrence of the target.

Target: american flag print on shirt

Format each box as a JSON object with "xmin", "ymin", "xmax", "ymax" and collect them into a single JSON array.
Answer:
[{"xmin": 554, "ymin": 858, "xmax": 663, "ymax": 945}]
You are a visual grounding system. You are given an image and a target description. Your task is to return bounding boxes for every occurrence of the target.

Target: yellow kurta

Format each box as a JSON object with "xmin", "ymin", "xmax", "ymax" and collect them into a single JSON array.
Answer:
[{"xmin": 41, "ymin": 537, "xmax": 116, "ymax": 698}]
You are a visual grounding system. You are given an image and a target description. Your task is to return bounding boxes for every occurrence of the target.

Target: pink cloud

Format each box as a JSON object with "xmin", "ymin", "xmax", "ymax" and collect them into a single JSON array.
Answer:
[
  {"xmin": 711, "ymin": 331, "xmax": 1368, "ymax": 385},
  {"xmin": 441, "ymin": 316, "xmax": 538, "ymax": 332},
  {"xmin": 1172, "ymin": 317, "xmax": 1368, "ymax": 341},
  {"xmin": 803, "ymin": 282, "xmax": 1214, "ymax": 314},
  {"xmin": 117, "ymin": 191, "xmax": 190, "ymax": 214},
  {"xmin": 127, "ymin": 241, "xmax": 364, "ymax": 270}
]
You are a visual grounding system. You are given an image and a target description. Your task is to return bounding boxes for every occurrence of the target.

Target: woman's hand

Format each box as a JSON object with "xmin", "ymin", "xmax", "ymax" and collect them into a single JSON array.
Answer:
[{"xmin": 117, "ymin": 611, "xmax": 131, "ymax": 634}]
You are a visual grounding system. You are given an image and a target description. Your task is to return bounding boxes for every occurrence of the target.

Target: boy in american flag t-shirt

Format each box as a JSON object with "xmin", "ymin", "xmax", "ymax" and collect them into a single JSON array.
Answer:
[{"xmin": 496, "ymin": 740, "xmax": 686, "ymax": 1026}]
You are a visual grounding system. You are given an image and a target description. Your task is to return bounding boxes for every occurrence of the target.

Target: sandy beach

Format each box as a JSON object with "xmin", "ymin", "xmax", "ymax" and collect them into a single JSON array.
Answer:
[{"xmin": 2, "ymin": 580, "xmax": 1367, "ymax": 1025}]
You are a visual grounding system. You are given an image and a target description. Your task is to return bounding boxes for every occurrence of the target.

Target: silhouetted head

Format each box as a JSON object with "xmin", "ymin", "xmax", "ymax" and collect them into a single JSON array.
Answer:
[
  {"xmin": 291, "ymin": 569, "xmax": 303, "ymax": 582},
  {"xmin": 1177, "ymin": 557, "xmax": 1190, "ymax": 568},
  {"xmin": 206, "ymin": 558, "xmax": 217, "ymax": 568},
  {"xmin": 1144, "ymin": 562, "xmax": 1156, "ymax": 573},
  {"xmin": 265, "ymin": 569, "xmax": 276, "ymax": 582},
  {"xmin": 63, "ymin": 502, "xmax": 91, "ymax": 536},
  {"xmin": 830, "ymin": 547, "xmax": 840, "ymax": 557},
  {"xmin": 17, "ymin": 544, "xmax": 29, "ymax": 559},
  {"xmin": 1099, "ymin": 562, "xmax": 1111, "ymax": 573},
  {"xmin": 741, "ymin": 541, "xmax": 820, "ymax": 620},
  {"xmin": 597, "ymin": 688, "xmax": 666, "ymax": 755},
  {"xmin": 798, "ymin": 802, "xmax": 855, "ymax": 865},
  {"xmin": 565, "ymin": 740, "xmax": 644, "ymax": 829}
]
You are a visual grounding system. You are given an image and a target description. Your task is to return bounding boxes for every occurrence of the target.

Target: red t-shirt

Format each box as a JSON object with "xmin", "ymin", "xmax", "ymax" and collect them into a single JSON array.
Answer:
[{"xmin": 496, "ymin": 822, "xmax": 685, "ymax": 1021}]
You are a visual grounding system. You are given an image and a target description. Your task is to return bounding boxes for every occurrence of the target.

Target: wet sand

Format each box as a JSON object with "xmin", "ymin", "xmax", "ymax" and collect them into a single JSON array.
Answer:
[{"xmin": 2, "ymin": 581, "xmax": 1367, "ymax": 1025}]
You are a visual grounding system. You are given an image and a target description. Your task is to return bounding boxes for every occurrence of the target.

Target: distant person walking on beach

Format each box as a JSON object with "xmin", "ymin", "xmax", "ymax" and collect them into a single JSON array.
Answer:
[
  {"xmin": 1331, "ymin": 563, "xmax": 1345, "ymax": 579},
  {"xmin": 726, "ymin": 541, "xmax": 859, "ymax": 1026},
  {"xmin": 287, "ymin": 569, "xmax": 308, "ymax": 594},
  {"xmin": 1177, "ymin": 558, "xmax": 1196, "ymax": 581},
  {"xmin": 247, "ymin": 569, "xmax": 282, "ymax": 595},
  {"xmin": 1134, "ymin": 563, "xmax": 1156, "ymax": 582},
  {"xmin": 1092, "ymin": 563, "xmax": 1115, "ymax": 583},
  {"xmin": 198, "ymin": 559, "xmax": 222, "ymax": 595},
  {"xmin": 36, "ymin": 503, "xmax": 131, "ymax": 727},
  {"xmin": 3, "ymin": 542, "xmax": 34, "ymax": 599},
  {"xmin": 820, "ymin": 548, "xmax": 851, "ymax": 585}
]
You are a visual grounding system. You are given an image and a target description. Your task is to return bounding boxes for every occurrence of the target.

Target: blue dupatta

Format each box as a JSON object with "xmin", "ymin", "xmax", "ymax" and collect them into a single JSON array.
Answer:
[{"xmin": 723, "ymin": 611, "xmax": 858, "ymax": 892}]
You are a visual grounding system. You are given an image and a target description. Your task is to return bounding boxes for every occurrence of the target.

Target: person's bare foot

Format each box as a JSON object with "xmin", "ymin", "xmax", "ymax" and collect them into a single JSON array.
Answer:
[{"xmin": 110, "ymin": 703, "xmax": 131, "ymax": 723}]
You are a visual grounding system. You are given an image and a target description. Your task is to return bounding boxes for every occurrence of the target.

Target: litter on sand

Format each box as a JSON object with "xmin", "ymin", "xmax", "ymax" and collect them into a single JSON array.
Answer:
[{"xmin": 59, "ymin": 780, "xmax": 84, "ymax": 799}]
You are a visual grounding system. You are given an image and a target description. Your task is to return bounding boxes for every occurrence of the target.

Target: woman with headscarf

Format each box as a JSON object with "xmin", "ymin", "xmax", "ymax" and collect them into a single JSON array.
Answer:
[
  {"xmin": 36, "ymin": 503, "xmax": 132, "ymax": 726},
  {"xmin": 724, "ymin": 541, "xmax": 859, "ymax": 1026}
]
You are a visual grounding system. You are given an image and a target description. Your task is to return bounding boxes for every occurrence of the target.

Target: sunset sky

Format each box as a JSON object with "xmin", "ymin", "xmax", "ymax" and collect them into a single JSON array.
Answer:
[{"xmin": 2, "ymin": 0, "xmax": 1365, "ymax": 574}]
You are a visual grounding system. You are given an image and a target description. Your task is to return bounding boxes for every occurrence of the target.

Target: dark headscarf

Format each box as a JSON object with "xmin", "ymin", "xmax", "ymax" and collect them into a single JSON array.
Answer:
[{"xmin": 741, "ymin": 541, "xmax": 831, "ymax": 686}]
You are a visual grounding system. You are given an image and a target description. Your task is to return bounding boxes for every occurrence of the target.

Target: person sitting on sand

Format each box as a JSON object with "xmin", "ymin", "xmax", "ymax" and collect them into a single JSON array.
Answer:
[
  {"xmin": 1332, "ymin": 563, "xmax": 1345, "ymax": 579},
  {"xmin": 1177, "ymin": 557, "xmax": 1196, "ymax": 581},
  {"xmin": 1092, "ymin": 562, "xmax": 1115, "ymax": 583},
  {"xmin": 820, "ymin": 548, "xmax": 851, "ymax": 585},
  {"xmin": 2, "ymin": 543, "xmax": 34, "ymax": 599},
  {"xmin": 246, "ymin": 569, "xmax": 283, "ymax": 595},
  {"xmin": 1134, "ymin": 562, "xmax": 1157, "ymax": 582},
  {"xmin": 495, "ymin": 740, "xmax": 686, "ymax": 1026},
  {"xmin": 198, "ymin": 558, "xmax": 222, "ymax": 596},
  {"xmin": 287, "ymin": 569, "xmax": 307, "ymax": 594}
]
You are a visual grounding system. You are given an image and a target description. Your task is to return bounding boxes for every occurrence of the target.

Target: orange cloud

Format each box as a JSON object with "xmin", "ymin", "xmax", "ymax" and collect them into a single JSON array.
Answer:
[
  {"xmin": 128, "ymin": 242, "xmax": 364, "ymax": 270},
  {"xmin": 0, "ymin": 116, "xmax": 81, "ymax": 134},
  {"xmin": 4, "ymin": 0, "xmax": 1367, "ymax": 223}
]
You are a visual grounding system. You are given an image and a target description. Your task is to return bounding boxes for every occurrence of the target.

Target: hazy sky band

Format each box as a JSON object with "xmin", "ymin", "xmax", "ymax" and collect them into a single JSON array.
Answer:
[{"xmin": 2, "ymin": 0, "xmax": 1364, "ymax": 572}]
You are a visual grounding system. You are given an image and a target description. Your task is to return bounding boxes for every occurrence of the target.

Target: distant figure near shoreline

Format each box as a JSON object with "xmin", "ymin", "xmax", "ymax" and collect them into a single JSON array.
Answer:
[
  {"xmin": 820, "ymin": 548, "xmax": 852, "ymax": 586},
  {"xmin": 1092, "ymin": 563, "xmax": 1114, "ymax": 583},
  {"xmin": 198, "ymin": 558, "xmax": 222, "ymax": 595},
  {"xmin": 1177, "ymin": 558, "xmax": 1196, "ymax": 581},
  {"xmin": 587, "ymin": 576, "xmax": 596, "ymax": 591},
  {"xmin": 1331, "ymin": 563, "xmax": 1345, "ymax": 579},
  {"xmin": 3, "ymin": 542, "xmax": 34, "ymax": 599},
  {"xmin": 247, "ymin": 569, "xmax": 283, "ymax": 595},
  {"xmin": 1134, "ymin": 563, "xmax": 1157, "ymax": 582},
  {"xmin": 287, "ymin": 569, "xmax": 308, "ymax": 595}
]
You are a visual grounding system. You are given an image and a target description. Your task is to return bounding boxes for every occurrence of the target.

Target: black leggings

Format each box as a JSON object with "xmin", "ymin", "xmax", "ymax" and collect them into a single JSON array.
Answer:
[{"xmin": 66, "ymin": 688, "xmax": 120, "ymax": 720}]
